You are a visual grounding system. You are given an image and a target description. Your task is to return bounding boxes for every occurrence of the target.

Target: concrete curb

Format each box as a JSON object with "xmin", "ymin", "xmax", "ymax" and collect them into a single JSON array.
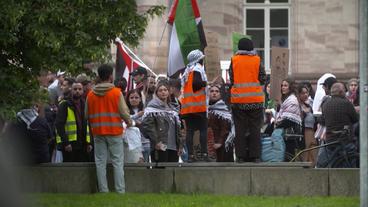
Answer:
[{"xmin": 17, "ymin": 163, "xmax": 359, "ymax": 196}]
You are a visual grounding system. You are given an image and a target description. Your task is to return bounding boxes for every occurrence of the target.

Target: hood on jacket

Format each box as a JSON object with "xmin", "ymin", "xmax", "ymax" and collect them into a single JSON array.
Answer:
[
  {"xmin": 92, "ymin": 83, "xmax": 115, "ymax": 96},
  {"xmin": 312, "ymin": 73, "xmax": 336, "ymax": 114}
]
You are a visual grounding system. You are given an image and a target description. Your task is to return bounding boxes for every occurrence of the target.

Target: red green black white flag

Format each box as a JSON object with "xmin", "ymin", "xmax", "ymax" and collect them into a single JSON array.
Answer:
[{"xmin": 167, "ymin": 0, "xmax": 207, "ymax": 78}]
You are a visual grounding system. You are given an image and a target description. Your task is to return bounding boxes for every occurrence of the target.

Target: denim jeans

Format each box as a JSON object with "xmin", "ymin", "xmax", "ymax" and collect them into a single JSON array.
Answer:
[
  {"xmin": 94, "ymin": 135, "xmax": 125, "ymax": 193},
  {"xmin": 142, "ymin": 145, "xmax": 151, "ymax": 162}
]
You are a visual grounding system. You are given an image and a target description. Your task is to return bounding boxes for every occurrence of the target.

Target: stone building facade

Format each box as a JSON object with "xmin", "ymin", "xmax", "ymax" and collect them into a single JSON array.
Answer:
[{"xmin": 127, "ymin": 0, "xmax": 359, "ymax": 81}]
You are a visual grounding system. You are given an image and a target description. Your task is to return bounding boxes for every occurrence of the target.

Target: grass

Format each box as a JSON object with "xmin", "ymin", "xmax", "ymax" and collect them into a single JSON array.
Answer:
[{"xmin": 28, "ymin": 193, "xmax": 358, "ymax": 207}]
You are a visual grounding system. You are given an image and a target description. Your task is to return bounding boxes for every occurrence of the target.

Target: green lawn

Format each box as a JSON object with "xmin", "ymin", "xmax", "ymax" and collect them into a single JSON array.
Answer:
[{"xmin": 29, "ymin": 193, "xmax": 358, "ymax": 207}]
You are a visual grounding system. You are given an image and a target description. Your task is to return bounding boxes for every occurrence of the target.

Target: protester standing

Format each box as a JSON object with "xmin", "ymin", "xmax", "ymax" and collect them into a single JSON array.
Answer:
[
  {"xmin": 180, "ymin": 49, "xmax": 209, "ymax": 162},
  {"xmin": 317, "ymin": 83, "xmax": 358, "ymax": 167},
  {"xmin": 275, "ymin": 79, "xmax": 303, "ymax": 158},
  {"xmin": 86, "ymin": 64, "xmax": 133, "ymax": 193},
  {"xmin": 130, "ymin": 67, "xmax": 149, "ymax": 105},
  {"xmin": 55, "ymin": 82, "xmax": 92, "ymax": 162},
  {"xmin": 168, "ymin": 79, "xmax": 188, "ymax": 162},
  {"xmin": 229, "ymin": 38, "xmax": 266, "ymax": 162},
  {"xmin": 208, "ymin": 85, "xmax": 234, "ymax": 162},
  {"xmin": 15, "ymin": 107, "xmax": 52, "ymax": 164},
  {"xmin": 145, "ymin": 75, "xmax": 156, "ymax": 106},
  {"xmin": 126, "ymin": 89, "xmax": 147, "ymax": 163},
  {"xmin": 141, "ymin": 81, "xmax": 184, "ymax": 162},
  {"xmin": 346, "ymin": 78, "xmax": 360, "ymax": 112},
  {"xmin": 297, "ymin": 84, "xmax": 317, "ymax": 165}
]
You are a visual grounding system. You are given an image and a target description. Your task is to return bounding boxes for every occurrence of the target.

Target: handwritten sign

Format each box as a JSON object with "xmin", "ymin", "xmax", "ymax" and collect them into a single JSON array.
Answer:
[{"xmin": 270, "ymin": 47, "xmax": 289, "ymax": 102}]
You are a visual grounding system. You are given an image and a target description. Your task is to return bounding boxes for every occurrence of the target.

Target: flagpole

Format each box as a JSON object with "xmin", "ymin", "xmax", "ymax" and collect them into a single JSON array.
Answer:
[
  {"xmin": 130, "ymin": 59, "xmax": 134, "ymax": 91},
  {"xmin": 115, "ymin": 38, "xmax": 157, "ymax": 77},
  {"xmin": 152, "ymin": 22, "xmax": 168, "ymax": 73}
]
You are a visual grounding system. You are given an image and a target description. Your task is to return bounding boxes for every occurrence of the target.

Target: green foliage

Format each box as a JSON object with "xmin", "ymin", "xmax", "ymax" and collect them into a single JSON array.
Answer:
[
  {"xmin": 31, "ymin": 193, "xmax": 358, "ymax": 207},
  {"xmin": 0, "ymin": 0, "xmax": 165, "ymax": 120}
]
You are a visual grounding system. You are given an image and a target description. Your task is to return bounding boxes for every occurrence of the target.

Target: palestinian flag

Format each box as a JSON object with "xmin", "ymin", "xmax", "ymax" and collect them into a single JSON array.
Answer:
[
  {"xmin": 115, "ymin": 38, "xmax": 148, "ymax": 93},
  {"xmin": 167, "ymin": 0, "xmax": 207, "ymax": 78}
]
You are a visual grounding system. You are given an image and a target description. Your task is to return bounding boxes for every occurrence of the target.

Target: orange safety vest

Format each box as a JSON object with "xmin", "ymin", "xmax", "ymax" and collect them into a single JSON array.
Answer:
[
  {"xmin": 87, "ymin": 87, "xmax": 123, "ymax": 136},
  {"xmin": 230, "ymin": 55, "xmax": 264, "ymax": 104},
  {"xmin": 180, "ymin": 71, "xmax": 207, "ymax": 115}
]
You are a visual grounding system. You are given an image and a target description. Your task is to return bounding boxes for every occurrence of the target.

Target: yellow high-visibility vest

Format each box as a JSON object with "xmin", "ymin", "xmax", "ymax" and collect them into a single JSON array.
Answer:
[{"xmin": 56, "ymin": 106, "xmax": 90, "ymax": 144}]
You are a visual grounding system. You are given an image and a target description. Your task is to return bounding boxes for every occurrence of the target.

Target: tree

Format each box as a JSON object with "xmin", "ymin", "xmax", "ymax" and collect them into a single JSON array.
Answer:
[{"xmin": 0, "ymin": 0, "xmax": 164, "ymax": 121}]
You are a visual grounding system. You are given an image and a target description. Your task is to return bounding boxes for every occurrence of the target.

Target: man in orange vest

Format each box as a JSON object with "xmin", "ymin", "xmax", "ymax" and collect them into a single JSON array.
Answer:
[
  {"xmin": 229, "ymin": 38, "xmax": 266, "ymax": 163},
  {"xmin": 85, "ymin": 64, "xmax": 133, "ymax": 193},
  {"xmin": 181, "ymin": 49, "xmax": 209, "ymax": 162}
]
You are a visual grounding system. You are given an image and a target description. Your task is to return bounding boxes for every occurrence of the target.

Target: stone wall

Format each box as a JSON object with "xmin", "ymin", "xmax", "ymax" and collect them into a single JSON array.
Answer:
[
  {"xmin": 134, "ymin": 0, "xmax": 360, "ymax": 80},
  {"xmin": 18, "ymin": 163, "xmax": 359, "ymax": 196},
  {"xmin": 291, "ymin": 0, "xmax": 359, "ymax": 79}
]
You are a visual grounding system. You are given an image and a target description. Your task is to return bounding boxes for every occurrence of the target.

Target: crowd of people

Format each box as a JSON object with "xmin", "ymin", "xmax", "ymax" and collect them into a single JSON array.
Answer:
[{"xmin": 1, "ymin": 38, "xmax": 361, "ymax": 193}]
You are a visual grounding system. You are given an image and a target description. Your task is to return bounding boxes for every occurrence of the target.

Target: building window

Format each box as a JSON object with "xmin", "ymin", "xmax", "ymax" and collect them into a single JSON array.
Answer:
[{"xmin": 244, "ymin": 0, "xmax": 290, "ymax": 72}]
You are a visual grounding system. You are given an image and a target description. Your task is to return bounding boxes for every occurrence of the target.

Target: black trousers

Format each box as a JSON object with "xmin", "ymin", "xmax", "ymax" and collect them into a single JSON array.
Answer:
[
  {"xmin": 62, "ymin": 148, "xmax": 88, "ymax": 162},
  {"xmin": 184, "ymin": 116, "xmax": 208, "ymax": 156},
  {"xmin": 232, "ymin": 107, "xmax": 263, "ymax": 160},
  {"xmin": 216, "ymin": 146, "xmax": 234, "ymax": 162},
  {"xmin": 151, "ymin": 149, "xmax": 178, "ymax": 162}
]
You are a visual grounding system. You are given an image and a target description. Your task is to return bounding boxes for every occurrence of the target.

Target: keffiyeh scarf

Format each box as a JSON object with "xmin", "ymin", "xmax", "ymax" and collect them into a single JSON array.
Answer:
[
  {"xmin": 208, "ymin": 100, "xmax": 235, "ymax": 151},
  {"xmin": 181, "ymin": 63, "xmax": 208, "ymax": 89},
  {"xmin": 142, "ymin": 98, "xmax": 181, "ymax": 128},
  {"xmin": 276, "ymin": 94, "xmax": 302, "ymax": 126},
  {"xmin": 17, "ymin": 108, "xmax": 38, "ymax": 129}
]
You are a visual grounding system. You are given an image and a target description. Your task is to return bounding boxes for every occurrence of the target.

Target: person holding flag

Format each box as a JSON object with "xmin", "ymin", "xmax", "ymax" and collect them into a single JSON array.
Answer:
[{"xmin": 181, "ymin": 49, "xmax": 209, "ymax": 162}]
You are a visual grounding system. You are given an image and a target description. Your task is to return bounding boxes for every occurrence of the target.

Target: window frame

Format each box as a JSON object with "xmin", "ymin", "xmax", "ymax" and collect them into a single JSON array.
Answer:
[{"xmin": 243, "ymin": 0, "xmax": 291, "ymax": 73}]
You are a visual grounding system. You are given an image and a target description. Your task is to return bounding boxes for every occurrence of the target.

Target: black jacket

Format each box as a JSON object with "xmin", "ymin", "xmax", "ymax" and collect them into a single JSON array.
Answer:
[
  {"xmin": 3, "ymin": 117, "xmax": 51, "ymax": 164},
  {"xmin": 55, "ymin": 98, "xmax": 89, "ymax": 148}
]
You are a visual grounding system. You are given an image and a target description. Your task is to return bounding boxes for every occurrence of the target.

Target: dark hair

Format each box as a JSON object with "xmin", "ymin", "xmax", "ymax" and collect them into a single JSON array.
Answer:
[
  {"xmin": 281, "ymin": 78, "xmax": 296, "ymax": 102},
  {"xmin": 155, "ymin": 80, "xmax": 170, "ymax": 104},
  {"xmin": 168, "ymin": 79, "xmax": 181, "ymax": 91},
  {"xmin": 114, "ymin": 76, "xmax": 127, "ymax": 92},
  {"xmin": 354, "ymin": 86, "xmax": 360, "ymax": 106},
  {"xmin": 156, "ymin": 80, "xmax": 170, "ymax": 93},
  {"xmin": 264, "ymin": 81, "xmax": 270, "ymax": 94},
  {"xmin": 97, "ymin": 64, "xmax": 113, "ymax": 81},
  {"xmin": 264, "ymin": 82, "xmax": 271, "ymax": 106},
  {"xmin": 126, "ymin": 89, "xmax": 143, "ymax": 115},
  {"xmin": 209, "ymin": 84, "xmax": 221, "ymax": 91},
  {"xmin": 301, "ymin": 81, "xmax": 315, "ymax": 99},
  {"xmin": 297, "ymin": 84, "xmax": 310, "ymax": 102},
  {"xmin": 64, "ymin": 77, "xmax": 75, "ymax": 87}
]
